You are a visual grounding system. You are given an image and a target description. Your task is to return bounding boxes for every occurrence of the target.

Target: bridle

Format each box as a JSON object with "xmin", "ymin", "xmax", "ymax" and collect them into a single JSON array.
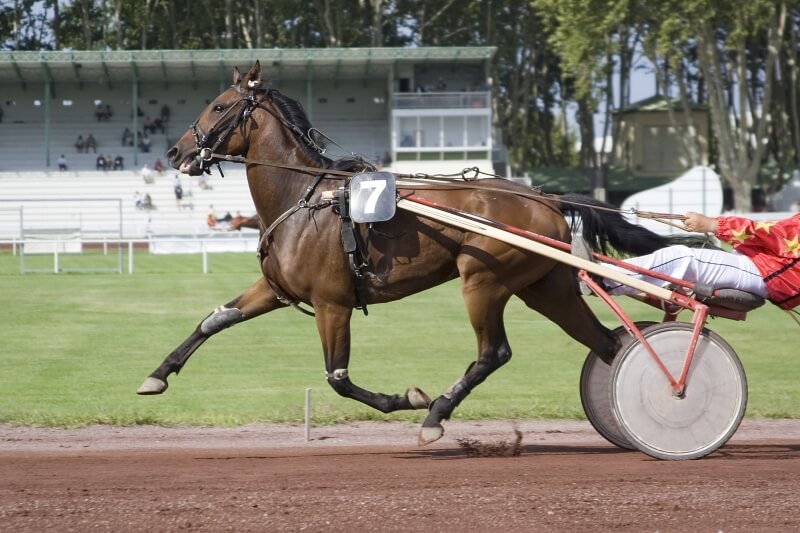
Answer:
[{"xmin": 189, "ymin": 80, "xmax": 326, "ymax": 175}]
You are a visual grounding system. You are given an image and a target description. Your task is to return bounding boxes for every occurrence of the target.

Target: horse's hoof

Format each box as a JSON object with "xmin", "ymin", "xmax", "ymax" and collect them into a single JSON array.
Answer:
[
  {"xmin": 136, "ymin": 377, "xmax": 168, "ymax": 395},
  {"xmin": 406, "ymin": 387, "xmax": 432, "ymax": 409},
  {"xmin": 418, "ymin": 425, "xmax": 444, "ymax": 446}
]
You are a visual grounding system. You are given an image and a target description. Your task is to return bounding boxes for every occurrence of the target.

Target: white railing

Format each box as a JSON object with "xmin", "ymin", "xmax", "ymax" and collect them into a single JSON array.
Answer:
[
  {"xmin": 393, "ymin": 92, "xmax": 490, "ymax": 109},
  {"xmin": 1, "ymin": 236, "xmax": 259, "ymax": 274}
]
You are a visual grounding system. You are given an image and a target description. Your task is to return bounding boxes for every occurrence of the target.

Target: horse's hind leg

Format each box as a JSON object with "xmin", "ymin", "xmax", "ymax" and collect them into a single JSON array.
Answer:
[
  {"xmin": 136, "ymin": 276, "xmax": 286, "ymax": 394},
  {"xmin": 517, "ymin": 265, "xmax": 619, "ymax": 362},
  {"xmin": 314, "ymin": 302, "xmax": 432, "ymax": 413},
  {"xmin": 419, "ymin": 277, "xmax": 514, "ymax": 446}
]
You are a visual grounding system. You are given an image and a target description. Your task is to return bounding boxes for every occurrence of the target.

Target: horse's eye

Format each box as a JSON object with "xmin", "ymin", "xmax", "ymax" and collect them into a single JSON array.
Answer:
[{"xmin": 213, "ymin": 104, "xmax": 225, "ymax": 113}]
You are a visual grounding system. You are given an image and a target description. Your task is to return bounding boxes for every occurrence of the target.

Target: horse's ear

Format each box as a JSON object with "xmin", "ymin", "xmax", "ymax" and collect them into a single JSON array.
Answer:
[
  {"xmin": 245, "ymin": 61, "xmax": 263, "ymax": 90},
  {"xmin": 233, "ymin": 66, "xmax": 242, "ymax": 86}
]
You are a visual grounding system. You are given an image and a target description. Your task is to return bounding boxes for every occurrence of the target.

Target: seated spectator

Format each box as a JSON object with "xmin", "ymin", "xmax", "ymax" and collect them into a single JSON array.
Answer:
[
  {"xmin": 121, "ymin": 127, "xmax": 132, "ymax": 147},
  {"xmin": 143, "ymin": 116, "xmax": 154, "ymax": 134},
  {"xmin": 140, "ymin": 163, "xmax": 154, "ymax": 184},
  {"xmin": 86, "ymin": 133, "xmax": 97, "ymax": 153},
  {"xmin": 160, "ymin": 104, "xmax": 171, "ymax": 124},
  {"xmin": 75, "ymin": 135, "xmax": 85, "ymax": 153},
  {"xmin": 143, "ymin": 193, "xmax": 153, "ymax": 210},
  {"xmin": 134, "ymin": 191, "xmax": 143, "ymax": 210},
  {"xmin": 152, "ymin": 116, "xmax": 164, "ymax": 134},
  {"xmin": 113, "ymin": 155, "xmax": 124, "ymax": 170},
  {"xmin": 95, "ymin": 103, "xmax": 112, "ymax": 121},
  {"xmin": 206, "ymin": 206, "xmax": 217, "ymax": 228},
  {"xmin": 95, "ymin": 154, "xmax": 107, "ymax": 170},
  {"xmin": 57, "ymin": 154, "xmax": 68, "ymax": 171},
  {"xmin": 174, "ymin": 175, "xmax": 183, "ymax": 206},
  {"xmin": 153, "ymin": 158, "xmax": 165, "ymax": 174},
  {"xmin": 104, "ymin": 154, "xmax": 113, "ymax": 169},
  {"xmin": 139, "ymin": 132, "xmax": 151, "ymax": 153}
]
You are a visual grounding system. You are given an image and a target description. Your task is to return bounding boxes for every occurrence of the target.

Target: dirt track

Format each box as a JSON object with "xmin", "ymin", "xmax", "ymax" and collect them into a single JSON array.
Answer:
[{"xmin": 2, "ymin": 419, "xmax": 800, "ymax": 532}]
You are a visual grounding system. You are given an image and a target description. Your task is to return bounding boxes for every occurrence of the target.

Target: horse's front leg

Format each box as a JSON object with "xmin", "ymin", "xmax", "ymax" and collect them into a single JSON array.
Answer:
[
  {"xmin": 419, "ymin": 276, "xmax": 513, "ymax": 446},
  {"xmin": 315, "ymin": 302, "xmax": 431, "ymax": 413},
  {"xmin": 136, "ymin": 276, "xmax": 286, "ymax": 395}
]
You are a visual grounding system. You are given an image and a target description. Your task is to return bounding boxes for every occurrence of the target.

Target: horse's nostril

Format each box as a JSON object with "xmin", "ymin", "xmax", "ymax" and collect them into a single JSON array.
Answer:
[{"xmin": 166, "ymin": 146, "xmax": 178, "ymax": 160}]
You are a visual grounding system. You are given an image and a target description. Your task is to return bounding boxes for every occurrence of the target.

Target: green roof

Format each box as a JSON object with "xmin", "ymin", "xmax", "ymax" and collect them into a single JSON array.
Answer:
[
  {"xmin": 528, "ymin": 166, "xmax": 677, "ymax": 194},
  {"xmin": 0, "ymin": 47, "xmax": 496, "ymax": 85},
  {"xmin": 613, "ymin": 95, "xmax": 708, "ymax": 114}
]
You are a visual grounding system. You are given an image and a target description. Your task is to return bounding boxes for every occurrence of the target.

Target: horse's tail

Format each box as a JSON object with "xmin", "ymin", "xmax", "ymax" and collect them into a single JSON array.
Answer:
[{"xmin": 557, "ymin": 192, "xmax": 708, "ymax": 256}]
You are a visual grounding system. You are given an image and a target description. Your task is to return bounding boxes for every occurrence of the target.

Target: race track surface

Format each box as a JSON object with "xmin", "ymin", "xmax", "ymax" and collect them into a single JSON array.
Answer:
[{"xmin": 2, "ymin": 419, "xmax": 800, "ymax": 532}]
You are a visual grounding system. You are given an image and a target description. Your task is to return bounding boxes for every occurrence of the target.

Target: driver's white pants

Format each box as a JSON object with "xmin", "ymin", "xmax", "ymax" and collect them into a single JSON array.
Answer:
[{"xmin": 602, "ymin": 245, "xmax": 769, "ymax": 298}]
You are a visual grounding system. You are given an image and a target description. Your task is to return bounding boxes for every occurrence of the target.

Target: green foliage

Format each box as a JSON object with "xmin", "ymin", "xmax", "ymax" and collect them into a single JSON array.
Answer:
[{"xmin": 0, "ymin": 252, "xmax": 797, "ymax": 427}]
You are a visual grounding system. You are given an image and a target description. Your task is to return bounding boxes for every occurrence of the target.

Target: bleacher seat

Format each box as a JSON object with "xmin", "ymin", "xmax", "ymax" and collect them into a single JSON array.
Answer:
[{"xmin": 0, "ymin": 168, "xmax": 255, "ymax": 240}]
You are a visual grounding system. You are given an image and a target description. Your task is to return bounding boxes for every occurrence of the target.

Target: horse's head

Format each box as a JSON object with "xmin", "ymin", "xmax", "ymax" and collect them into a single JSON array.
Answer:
[{"xmin": 168, "ymin": 62, "xmax": 266, "ymax": 175}]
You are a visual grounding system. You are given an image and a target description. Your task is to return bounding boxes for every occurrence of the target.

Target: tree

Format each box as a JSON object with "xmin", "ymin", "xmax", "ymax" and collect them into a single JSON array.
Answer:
[{"xmin": 644, "ymin": 0, "xmax": 788, "ymax": 211}]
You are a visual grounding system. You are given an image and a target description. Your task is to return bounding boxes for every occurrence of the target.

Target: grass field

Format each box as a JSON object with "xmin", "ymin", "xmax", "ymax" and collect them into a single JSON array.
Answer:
[{"xmin": 1, "ymin": 250, "xmax": 799, "ymax": 427}]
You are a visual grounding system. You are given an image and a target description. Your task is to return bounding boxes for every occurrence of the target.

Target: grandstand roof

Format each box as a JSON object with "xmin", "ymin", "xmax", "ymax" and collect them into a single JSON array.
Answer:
[{"xmin": 0, "ymin": 47, "xmax": 496, "ymax": 87}]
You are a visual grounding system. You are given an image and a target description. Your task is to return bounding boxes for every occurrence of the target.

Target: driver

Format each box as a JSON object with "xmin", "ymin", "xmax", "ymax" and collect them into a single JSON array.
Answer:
[{"xmin": 595, "ymin": 211, "xmax": 800, "ymax": 311}]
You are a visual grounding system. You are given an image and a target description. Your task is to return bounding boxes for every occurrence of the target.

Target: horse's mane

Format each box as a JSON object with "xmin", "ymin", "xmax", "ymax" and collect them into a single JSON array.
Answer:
[{"xmin": 266, "ymin": 88, "xmax": 376, "ymax": 174}]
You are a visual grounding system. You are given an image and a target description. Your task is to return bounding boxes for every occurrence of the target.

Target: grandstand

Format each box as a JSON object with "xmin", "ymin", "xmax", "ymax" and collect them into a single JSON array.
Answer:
[
  {"xmin": 0, "ymin": 47, "xmax": 496, "ymax": 245},
  {"xmin": 0, "ymin": 167, "xmax": 252, "ymax": 240}
]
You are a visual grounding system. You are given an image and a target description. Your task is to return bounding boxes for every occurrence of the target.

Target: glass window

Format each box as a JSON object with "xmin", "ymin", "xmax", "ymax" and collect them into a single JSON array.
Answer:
[
  {"xmin": 466, "ymin": 116, "xmax": 488, "ymax": 146},
  {"xmin": 420, "ymin": 117, "xmax": 440, "ymax": 147},
  {"xmin": 443, "ymin": 117, "xmax": 463, "ymax": 147},
  {"xmin": 398, "ymin": 117, "xmax": 417, "ymax": 147}
]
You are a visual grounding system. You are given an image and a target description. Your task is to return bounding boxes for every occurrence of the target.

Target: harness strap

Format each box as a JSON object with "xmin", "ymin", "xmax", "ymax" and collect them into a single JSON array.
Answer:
[{"xmin": 266, "ymin": 276, "xmax": 315, "ymax": 317}]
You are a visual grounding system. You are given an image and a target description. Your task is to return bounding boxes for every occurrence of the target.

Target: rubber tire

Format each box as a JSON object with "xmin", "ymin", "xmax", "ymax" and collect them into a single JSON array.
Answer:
[
  {"xmin": 580, "ymin": 322, "xmax": 656, "ymax": 450},
  {"xmin": 610, "ymin": 322, "xmax": 747, "ymax": 460}
]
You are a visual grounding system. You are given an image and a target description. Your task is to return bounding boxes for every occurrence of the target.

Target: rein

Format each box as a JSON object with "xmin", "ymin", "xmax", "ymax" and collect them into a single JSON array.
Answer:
[
  {"xmin": 205, "ymin": 148, "xmax": 689, "ymax": 229},
  {"xmin": 190, "ymin": 85, "xmax": 690, "ymax": 232}
]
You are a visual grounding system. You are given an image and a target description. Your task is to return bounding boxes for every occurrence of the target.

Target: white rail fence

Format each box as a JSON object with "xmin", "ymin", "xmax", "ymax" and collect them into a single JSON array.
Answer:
[{"xmin": 1, "ymin": 235, "xmax": 259, "ymax": 274}]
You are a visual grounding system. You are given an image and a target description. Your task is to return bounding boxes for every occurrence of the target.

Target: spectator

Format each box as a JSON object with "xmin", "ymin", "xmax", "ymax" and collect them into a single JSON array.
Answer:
[
  {"xmin": 134, "ymin": 191, "xmax": 143, "ymax": 210},
  {"xmin": 139, "ymin": 132, "xmax": 151, "ymax": 153},
  {"xmin": 143, "ymin": 193, "xmax": 153, "ymax": 210},
  {"xmin": 113, "ymin": 155, "xmax": 124, "ymax": 170},
  {"xmin": 57, "ymin": 154, "xmax": 68, "ymax": 171},
  {"xmin": 140, "ymin": 163, "xmax": 153, "ymax": 184},
  {"xmin": 104, "ymin": 154, "xmax": 113, "ymax": 169},
  {"xmin": 94, "ymin": 103, "xmax": 112, "ymax": 121},
  {"xmin": 160, "ymin": 104, "xmax": 171, "ymax": 124},
  {"xmin": 153, "ymin": 158, "xmax": 165, "ymax": 174},
  {"xmin": 152, "ymin": 116, "xmax": 164, "ymax": 134},
  {"xmin": 206, "ymin": 205, "xmax": 217, "ymax": 227},
  {"xmin": 74, "ymin": 135, "xmax": 85, "ymax": 153},
  {"xmin": 86, "ymin": 133, "xmax": 97, "ymax": 153},
  {"xmin": 121, "ymin": 127, "xmax": 132, "ymax": 147},
  {"xmin": 174, "ymin": 175, "xmax": 183, "ymax": 206},
  {"xmin": 95, "ymin": 154, "xmax": 107, "ymax": 171},
  {"xmin": 143, "ymin": 116, "xmax": 154, "ymax": 135}
]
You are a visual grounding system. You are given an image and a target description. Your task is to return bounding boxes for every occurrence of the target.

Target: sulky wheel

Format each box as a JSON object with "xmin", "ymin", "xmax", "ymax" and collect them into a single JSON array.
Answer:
[
  {"xmin": 610, "ymin": 322, "xmax": 747, "ymax": 460},
  {"xmin": 580, "ymin": 322, "xmax": 656, "ymax": 450}
]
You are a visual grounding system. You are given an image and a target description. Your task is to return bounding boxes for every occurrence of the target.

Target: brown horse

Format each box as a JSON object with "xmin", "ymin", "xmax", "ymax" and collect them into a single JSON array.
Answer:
[
  {"xmin": 138, "ymin": 62, "xmax": 679, "ymax": 445},
  {"xmin": 228, "ymin": 214, "xmax": 260, "ymax": 231}
]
